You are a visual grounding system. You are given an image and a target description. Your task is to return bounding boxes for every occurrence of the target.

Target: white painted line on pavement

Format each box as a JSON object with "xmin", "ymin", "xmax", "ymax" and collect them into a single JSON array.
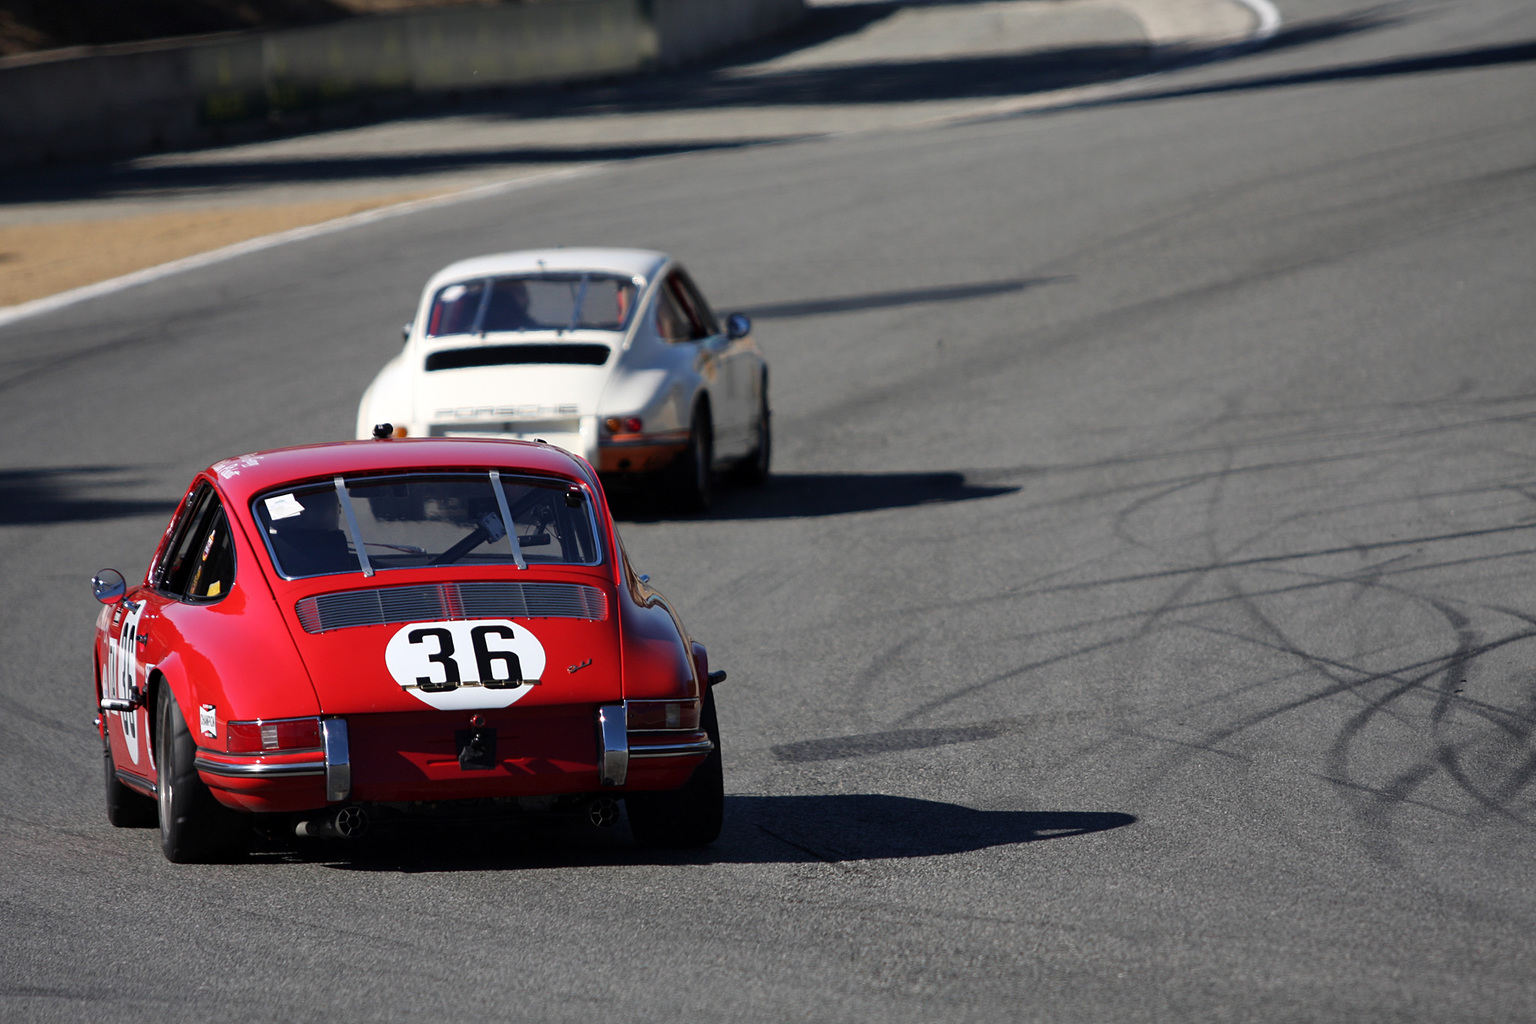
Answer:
[
  {"xmin": 0, "ymin": 164, "xmax": 605, "ymax": 331},
  {"xmin": 920, "ymin": 0, "xmax": 1283, "ymax": 128}
]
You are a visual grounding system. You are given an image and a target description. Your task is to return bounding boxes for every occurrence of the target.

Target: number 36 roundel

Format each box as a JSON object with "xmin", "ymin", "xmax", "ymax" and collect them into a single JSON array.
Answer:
[{"xmin": 384, "ymin": 619, "xmax": 548, "ymax": 710}]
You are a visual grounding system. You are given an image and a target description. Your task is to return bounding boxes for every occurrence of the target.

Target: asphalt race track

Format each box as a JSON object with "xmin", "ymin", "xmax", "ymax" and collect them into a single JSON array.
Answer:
[{"xmin": 2, "ymin": 0, "xmax": 1535, "ymax": 1019}]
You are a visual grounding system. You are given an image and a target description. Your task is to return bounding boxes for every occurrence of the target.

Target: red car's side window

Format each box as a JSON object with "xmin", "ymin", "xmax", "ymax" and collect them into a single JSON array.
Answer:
[
  {"xmin": 155, "ymin": 485, "xmax": 214, "ymax": 592},
  {"xmin": 182, "ymin": 507, "xmax": 236, "ymax": 601},
  {"xmin": 156, "ymin": 483, "xmax": 235, "ymax": 601}
]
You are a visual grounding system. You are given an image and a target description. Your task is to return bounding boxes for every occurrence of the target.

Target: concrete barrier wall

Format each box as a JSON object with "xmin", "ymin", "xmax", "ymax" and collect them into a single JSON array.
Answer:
[
  {"xmin": 652, "ymin": 0, "xmax": 807, "ymax": 68},
  {"xmin": 0, "ymin": 0, "xmax": 805, "ymax": 169}
]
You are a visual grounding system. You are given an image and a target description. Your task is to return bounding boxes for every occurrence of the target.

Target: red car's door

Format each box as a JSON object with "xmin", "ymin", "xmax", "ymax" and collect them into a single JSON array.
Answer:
[
  {"xmin": 102, "ymin": 480, "xmax": 228, "ymax": 788},
  {"xmin": 100, "ymin": 585, "xmax": 161, "ymax": 784}
]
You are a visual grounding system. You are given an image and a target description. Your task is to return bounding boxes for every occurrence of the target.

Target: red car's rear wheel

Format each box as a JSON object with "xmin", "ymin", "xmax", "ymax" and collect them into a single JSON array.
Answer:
[
  {"xmin": 626, "ymin": 687, "xmax": 724, "ymax": 848},
  {"xmin": 156, "ymin": 689, "xmax": 243, "ymax": 863}
]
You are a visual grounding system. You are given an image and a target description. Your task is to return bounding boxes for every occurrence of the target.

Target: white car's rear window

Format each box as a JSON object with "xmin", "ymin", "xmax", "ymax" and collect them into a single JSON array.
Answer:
[{"xmin": 425, "ymin": 274, "xmax": 638, "ymax": 337}]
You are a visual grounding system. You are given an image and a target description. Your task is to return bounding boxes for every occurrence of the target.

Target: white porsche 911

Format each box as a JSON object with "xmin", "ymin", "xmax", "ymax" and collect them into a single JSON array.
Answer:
[{"xmin": 356, "ymin": 248, "xmax": 769, "ymax": 509}]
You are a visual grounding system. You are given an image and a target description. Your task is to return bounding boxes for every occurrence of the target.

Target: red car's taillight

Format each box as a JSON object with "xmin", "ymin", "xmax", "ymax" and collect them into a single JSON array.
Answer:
[
  {"xmin": 626, "ymin": 699, "xmax": 700, "ymax": 731},
  {"xmin": 226, "ymin": 717, "xmax": 322, "ymax": 753}
]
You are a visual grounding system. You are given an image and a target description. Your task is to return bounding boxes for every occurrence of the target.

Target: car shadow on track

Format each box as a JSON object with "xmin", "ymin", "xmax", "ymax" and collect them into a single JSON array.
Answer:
[
  {"xmin": 723, "ymin": 794, "xmax": 1137, "ymax": 863},
  {"xmin": 286, "ymin": 795, "xmax": 1134, "ymax": 872},
  {"xmin": 612, "ymin": 471, "xmax": 1019, "ymax": 522}
]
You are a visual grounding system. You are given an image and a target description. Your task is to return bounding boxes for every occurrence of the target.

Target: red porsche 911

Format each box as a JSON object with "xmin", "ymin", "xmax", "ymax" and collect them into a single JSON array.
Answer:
[{"xmin": 92, "ymin": 435, "xmax": 724, "ymax": 862}]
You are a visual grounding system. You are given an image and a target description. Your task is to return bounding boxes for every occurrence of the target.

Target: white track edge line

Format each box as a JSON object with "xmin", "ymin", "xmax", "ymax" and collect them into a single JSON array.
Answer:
[
  {"xmin": 923, "ymin": 0, "xmax": 1283, "ymax": 128},
  {"xmin": 0, "ymin": 163, "xmax": 605, "ymax": 331}
]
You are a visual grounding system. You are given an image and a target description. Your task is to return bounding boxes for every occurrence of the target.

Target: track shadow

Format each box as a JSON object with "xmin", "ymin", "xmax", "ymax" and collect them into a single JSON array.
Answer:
[
  {"xmin": 0, "ymin": 467, "xmax": 174, "ymax": 525},
  {"xmin": 1063, "ymin": 36, "xmax": 1536, "ymax": 112},
  {"xmin": 299, "ymin": 794, "xmax": 1136, "ymax": 872},
  {"xmin": 0, "ymin": 139, "xmax": 793, "ymax": 205},
  {"xmin": 738, "ymin": 795, "xmax": 1137, "ymax": 862},
  {"xmin": 739, "ymin": 277, "xmax": 1060, "ymax": 320},
  {"xmin": 611, "ymin": 471, "xmax": 1019, "ymax": 522}
]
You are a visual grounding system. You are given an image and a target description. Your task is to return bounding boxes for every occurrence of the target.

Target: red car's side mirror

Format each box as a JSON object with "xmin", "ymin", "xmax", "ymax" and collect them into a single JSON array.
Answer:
[{"xmin": 92, "ymin": 568, "xmax": 127, "ymax": 605}]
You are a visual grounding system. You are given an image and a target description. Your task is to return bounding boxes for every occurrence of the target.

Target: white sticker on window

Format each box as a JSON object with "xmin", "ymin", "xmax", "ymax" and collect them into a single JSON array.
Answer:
[
  {"xmin": 265, "ymin": 493, "xmax": 305, "ymax": 520},
  {"xmin": 440, "ymin": 284, "xmax": 468, "ymax": 302}
]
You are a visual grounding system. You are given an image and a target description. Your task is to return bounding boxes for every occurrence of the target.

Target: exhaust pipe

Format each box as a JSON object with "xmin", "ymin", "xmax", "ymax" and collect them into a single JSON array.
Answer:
[
  {"xmin": 587, "ymin": 796, "xmax": 619, "ymax": 829},
  {"xmin": 295, "ymin": 805, "xmax": 369, "ymax": 840}
]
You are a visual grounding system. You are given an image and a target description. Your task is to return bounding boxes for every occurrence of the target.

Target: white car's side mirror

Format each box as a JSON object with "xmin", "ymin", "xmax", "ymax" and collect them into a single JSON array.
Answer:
[
  {"xmin": 401, "ymin": 322, "xmax": 413, "ymax": 342},
  {"xmin": 725, "ymin": 313, "xmax": 751, "ymax": 340}
]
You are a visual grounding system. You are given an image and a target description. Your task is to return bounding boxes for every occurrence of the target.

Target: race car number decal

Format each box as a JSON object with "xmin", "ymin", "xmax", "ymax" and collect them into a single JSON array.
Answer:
[
  {"xmin": 103, "ymin": 603, "xmax": 145, "ymax": 764},
  {"xmin": 384, "ymin": 619, "xmax": 547, "ymax": 710}
]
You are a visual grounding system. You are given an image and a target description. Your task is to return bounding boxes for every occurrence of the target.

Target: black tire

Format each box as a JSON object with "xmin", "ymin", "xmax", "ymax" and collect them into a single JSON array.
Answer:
[
  {"xmin": 670, "ymin": 406, "xmax": 714, "ymax": 513},
  {"xmin": 103, "ymin": 736, "xmax": 157, "ymax": 828},
  {"xmin": 733, "ymin": 377, "xmax": 771, "ymax": 486},
  {"xmin": 156, "ymin": 688, "xmax": 242, "ymax": 863},
  {"xmin": 626, "ymin": 687, "xmax": 724, "ymax": 849}
]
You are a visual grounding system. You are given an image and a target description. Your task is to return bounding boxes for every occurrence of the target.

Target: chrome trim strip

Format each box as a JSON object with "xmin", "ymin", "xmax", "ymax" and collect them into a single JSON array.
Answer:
[
  {"xmin": 488, "ymin": 469, "xmax": 527, "ymax": 571},
  {"xmin": 628, "ymin": 738, "xmax": 715, "ymax": 759},
  {"xmin": 193, "ymin": 755, "xmax": 326, "ymax": 778},
  {"xmin": 333, "ymin": 476, "xmax": 374, "ymax": 578},
  {"xmin": 596, "ymin": 704, "xmax": 628, "ymax": 786},
  {"xmin": 404, "ymin": 677, "xmax": 540, "ymax": 692},
  {"xmin": 323, "ymin": 719, "xmax": 351, "ymax": 802}
]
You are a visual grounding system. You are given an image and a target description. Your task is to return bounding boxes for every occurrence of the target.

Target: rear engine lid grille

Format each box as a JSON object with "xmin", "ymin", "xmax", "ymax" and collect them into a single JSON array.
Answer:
[
  {"xmin": 425, "ymin": 344, "xmax": 610, "ymax": 371},
  {"xmin": 296, "ymin": 581, "xmax": 608, "ymax": 633}
]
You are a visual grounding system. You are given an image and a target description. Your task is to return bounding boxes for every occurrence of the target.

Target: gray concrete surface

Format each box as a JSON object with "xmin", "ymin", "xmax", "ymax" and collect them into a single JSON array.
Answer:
[
  {"xmin": 0, "ymin": 0, "xmax": 1253, "ymax": 226},
  {"xmin": 0, "ymin": 0, "xmax": 807, "ymax": 170},
  {"xmin": 3, "ymin": 0, "xmax": 1535, "ymax": 1020}
]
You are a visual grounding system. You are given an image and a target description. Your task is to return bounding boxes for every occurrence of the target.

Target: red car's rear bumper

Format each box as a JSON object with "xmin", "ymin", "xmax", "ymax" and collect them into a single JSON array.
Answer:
[{"xmin": 196, "ymin": 703, "xmax": 710, "ymax": 813}]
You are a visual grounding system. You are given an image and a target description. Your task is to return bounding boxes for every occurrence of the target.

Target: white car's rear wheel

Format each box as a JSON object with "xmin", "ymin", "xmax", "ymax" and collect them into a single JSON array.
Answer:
[
  {"xmin": 734, "ymin": 377, "xmax": 771, "ymax": 486},
  {"xmin": 670, "ymin": 407, "xmax": 713, "ymax": 513}
]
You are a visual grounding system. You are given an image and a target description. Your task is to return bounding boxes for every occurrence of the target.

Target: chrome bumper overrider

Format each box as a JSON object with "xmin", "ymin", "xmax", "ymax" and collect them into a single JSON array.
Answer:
[
  {"xmin": 323, "ymin": 719, "xmax": 351, "ymax": 802},
  {"xmin": 595, "ymin": 703, "xmax": 715, "ymax": 786},
  {"xmin": 597, "ymin": 704, "xmax": 628, "ymax": 786}
]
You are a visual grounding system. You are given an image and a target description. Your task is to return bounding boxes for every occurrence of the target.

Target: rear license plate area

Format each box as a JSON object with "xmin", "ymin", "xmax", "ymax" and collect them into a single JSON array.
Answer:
[{"xmin": 455, "ymin": 727, "xmax": 498, "ymax": 771}]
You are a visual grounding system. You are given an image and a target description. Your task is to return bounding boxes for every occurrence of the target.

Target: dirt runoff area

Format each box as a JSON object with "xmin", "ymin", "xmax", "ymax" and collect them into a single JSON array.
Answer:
[
  {"xmin": 0, "ymin": 192, "xmax": 452, "ymax": 308},
  {"xmin": 0, "ymin": 0, "xmax": 521, "ymax": 309}
]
